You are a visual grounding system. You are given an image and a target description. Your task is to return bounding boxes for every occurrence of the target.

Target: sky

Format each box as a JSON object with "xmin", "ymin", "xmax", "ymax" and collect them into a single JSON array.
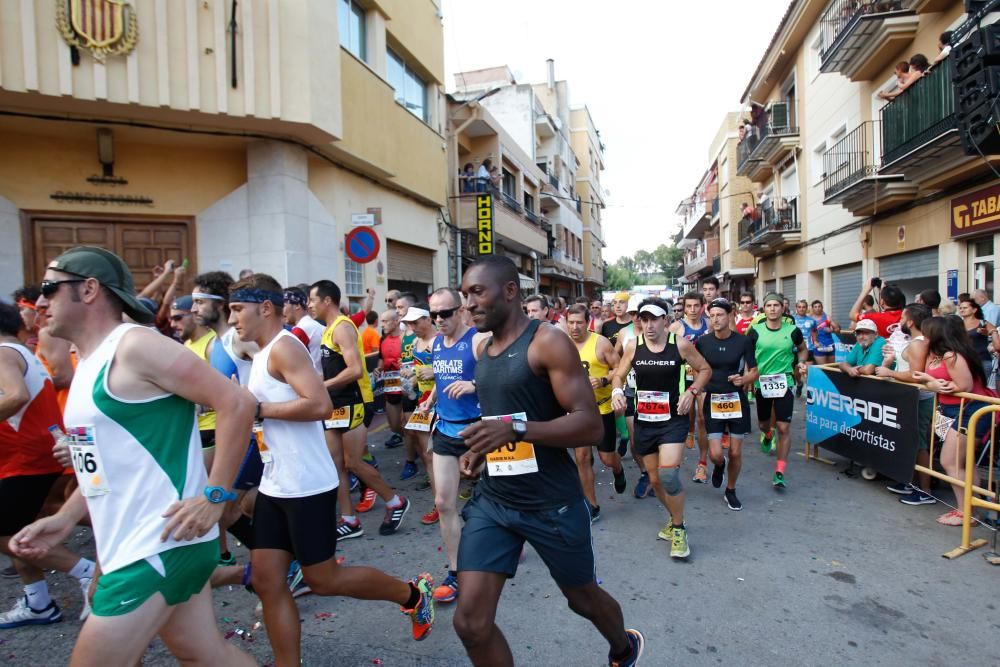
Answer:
[{"xmin": 442, "ymin": 0, "xmax": 792, "ymax": 263}]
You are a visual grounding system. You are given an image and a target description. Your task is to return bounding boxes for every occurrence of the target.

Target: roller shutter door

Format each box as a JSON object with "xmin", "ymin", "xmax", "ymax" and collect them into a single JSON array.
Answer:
[
  {"xmin": 831, "ymin": 263, "xmax": 862, "ymax": 326},
  {"xmin": 387, "ymin": 240, "xmax": 434, "ymax": 284},
  {"xmin": 878, "ymin": 248, "xmax": 938, "ymax": 282},
  {"xmin": 781, "ymin": 276, "xmax": 796, "ymax": 303},
  {"xmin": 764, "ymin": 279, "xmax": 777, "ymax": 295}
]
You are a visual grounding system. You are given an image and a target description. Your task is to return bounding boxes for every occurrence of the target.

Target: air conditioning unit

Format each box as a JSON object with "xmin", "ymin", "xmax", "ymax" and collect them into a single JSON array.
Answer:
[{"xmin": 768, "ymin": 101, "xmax": 790, "ymax": 130}]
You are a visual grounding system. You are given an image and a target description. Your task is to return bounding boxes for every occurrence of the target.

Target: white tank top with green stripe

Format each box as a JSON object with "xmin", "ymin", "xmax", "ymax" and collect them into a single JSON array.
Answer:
[{"xmin": 63, "ymin": 323, "xmax": 217, "ymax": 574}]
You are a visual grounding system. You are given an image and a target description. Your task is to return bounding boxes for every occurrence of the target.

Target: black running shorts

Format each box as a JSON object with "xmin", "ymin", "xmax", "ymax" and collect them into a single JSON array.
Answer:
[
  {"xmin": 0, "ymin": 473, "xmax": 60, "ymax": 536},
  {"xmin": 633, "ymin": 414, "xmax": 691, "ymax": 457},
  {"xmin": 253, "ymin": 488, "xmax": 339, "ymax": 567},
  {"xmin": 754, "ymin": 388, "xmax": 794, "ymax": 423}
]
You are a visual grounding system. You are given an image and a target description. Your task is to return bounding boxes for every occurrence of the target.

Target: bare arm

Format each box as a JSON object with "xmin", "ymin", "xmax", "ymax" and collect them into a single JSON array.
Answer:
[
  {"xmin": 323, "ymin": 321, "xmax": 364, "ymax": 390},
  {"xmin": 37, "ymin": 329, "xmax": 74, "ymax": 389},
  {"xmin": 0, "ymin": 348, "xmax": 29, "ymax": 421},
  {"xmin": 259, "ymin": 336, "xmax": 333, "ymax": 421},
  {"xmin": 138, "ymin": 260, "xmax": 175, "ymax": 299},
  {"xmin": 611, "ymin": 338, "xmax": 637, "ymax": 393},
  {"xmin": 848, "ymin": 282, "xmax": 873, "ymax": 323},
  {"xmin": 678, "ymin": 338, "xmax": 711, "ymax": 415}
]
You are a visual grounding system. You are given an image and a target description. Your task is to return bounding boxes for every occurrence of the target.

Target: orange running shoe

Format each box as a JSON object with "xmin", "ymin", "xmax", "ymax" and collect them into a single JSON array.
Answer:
[
  {"xmin": 355, "ymin": 487, "xmax": 377, "ymax": 513},
  {"xmin": 402, "ymin": 573, "xmax": 435, "ymax": 641},
  {"xmin": 421, "ymin": 506, "xmax": 440, "ymax": 525}
]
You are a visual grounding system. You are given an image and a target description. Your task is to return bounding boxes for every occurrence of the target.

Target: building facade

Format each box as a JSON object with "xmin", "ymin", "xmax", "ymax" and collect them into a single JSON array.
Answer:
[
  {"xmin": 732, "ymin": 0, "xmax": 998, "ymax": 325},
  {"xmin": 0, "ymin": 0, "xmax": 449, "ymax": 305}
]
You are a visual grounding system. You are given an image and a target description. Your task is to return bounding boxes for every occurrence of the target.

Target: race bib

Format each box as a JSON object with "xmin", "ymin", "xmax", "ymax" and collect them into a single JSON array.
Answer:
[
  {"xmin": 324, "ymin": 406, "xmax": 351, "ymax": 429},
  {"xmin": 636, "ymin": 390, "xmax": 671, "ymax": 422},
  {"xmin": 759, "ymin": 373, "xmax": 788, "ymax": 399},
  {"xmin": 710, "ymin": 392, "xmax": 742, "ymax": 419},
  {"xmin": 405, "ymin": 408, "xmax": 435, "ymax": 432},
  {"xmin": 67, "ymin": 425, "xmax": 110, "ymax": 497},
  {"xmin": 483, "ymin": 412, "xmax": 538, "ymax": 476},
  {"xmin": 253, "ymin": 422, "xmax": 272, "ymax": 463},
  {"xmin": 382, "ymin": 371, "xmax": 402, "ymax": 394},
  {"xmin": 684, "ymin": 364, "xmax": 694, "ymax": 383}
]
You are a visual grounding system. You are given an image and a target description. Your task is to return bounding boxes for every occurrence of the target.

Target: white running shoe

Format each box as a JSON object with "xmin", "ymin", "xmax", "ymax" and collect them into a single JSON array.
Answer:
[{"xmin": 78, "ymin": 577, "xmax": 92, "ymax": 621}]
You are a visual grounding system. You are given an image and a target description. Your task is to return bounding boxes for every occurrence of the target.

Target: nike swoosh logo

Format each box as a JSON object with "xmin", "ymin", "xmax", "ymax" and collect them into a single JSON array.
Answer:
[
  {"xmin": 119, "ymin": 598, "xmax": 139, "ymax": 606},
  {"xmin": 507, "ymin": 352, "xmax": 519, "ymax": 358}
]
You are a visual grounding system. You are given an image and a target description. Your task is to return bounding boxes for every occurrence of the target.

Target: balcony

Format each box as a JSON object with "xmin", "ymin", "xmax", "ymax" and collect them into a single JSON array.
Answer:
[
  {"xmin": 456, "ymin": 194, "xmax": 548, "ymax": 256},
  {"xmin": 736, "ymin": 102, "xmax": 800, "ymax": 181},
  {"xmin": 711, "ymin": 196, "xmax": 720, "ymax": 220},
  {"xmin": 500, "ymin": 191, "xmax": 523, "ymax": 214},
  {"xmin": 819, "ymin": 0, "xmax": 919, "ymax": 82},
  {"xmin": 683, "ymin": 236, "xmax": 720, "ymax": 279},
  {"xmin": 524, "ymin": 209, "xmax": 541, "ymax": 225},
  {"xmin": 737, "ymin": 198, "xmax": 802, "ymax": 257},
  {"xmin": 822, "ymin": 121, "xmax": 916, "ymax": 215},
  {"xmin": 540, "ymin": 250, "xmax": 584, "ymax": 281},
  {"xmin": 879, "ymin": 64, "xmax": 959, "ymax": 174}
]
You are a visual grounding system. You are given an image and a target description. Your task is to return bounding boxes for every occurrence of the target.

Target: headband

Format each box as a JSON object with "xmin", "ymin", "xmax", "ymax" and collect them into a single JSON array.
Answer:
[
  {"xmin": 638, "ymin": 304, "xmax": 667, "ymax": 318},
  {"xmin": 229, "ymin": 288, "xmax": 284, "ymax": 307},
  {"xmin": 283, "ymin": 289, "xmax": 307, "ymax": 307},
  {"xmin": 16, "ymin": 299, "xmax": 37, "ymax": 311},
  {"xmin": 191, "ymin": 291, "xmax": 224, "ymax": 301}
]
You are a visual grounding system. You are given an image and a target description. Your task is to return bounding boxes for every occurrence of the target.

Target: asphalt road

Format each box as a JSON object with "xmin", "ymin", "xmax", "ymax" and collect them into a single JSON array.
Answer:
[{"xmin": 2, "ymin": 400, "xmax": 999, "ymax": 666}]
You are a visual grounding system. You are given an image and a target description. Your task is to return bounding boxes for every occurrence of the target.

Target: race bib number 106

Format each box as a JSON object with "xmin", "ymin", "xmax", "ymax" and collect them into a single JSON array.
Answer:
[{"xmin": 67, "ymin": 425, "xmax": 111, "ymax": 497}]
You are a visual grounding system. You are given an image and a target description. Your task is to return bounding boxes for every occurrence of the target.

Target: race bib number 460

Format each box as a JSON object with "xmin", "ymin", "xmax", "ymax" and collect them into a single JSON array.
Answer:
[
  {"xmin": 483, "ymin": 412, "xmax": 538, "ymax": 476},
  {"xmin": 759, "ymin": 374, "xmax": 788, "ymax": 399},
  {"xmin": 710, "ymin": 392, "xmax": 742, "ymax": 419},
  {"xmin": 67, "ymin": 425, "xmax": 111, "ymax": 497},
  {"xmin": 636, "ymin": 390, "xmax": 671, "ymax": 422}
]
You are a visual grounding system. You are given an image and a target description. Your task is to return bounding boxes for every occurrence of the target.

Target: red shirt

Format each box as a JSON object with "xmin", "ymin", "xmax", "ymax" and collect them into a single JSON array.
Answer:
[
  {"xmin": 350, "ymin": 310, "xmax": 366, "ymax": 327},
  {"xmin": 864, "ymin": 310, "xmax": 902, "ymax": 338},
  {"xmin": 1, "ymin": 343, "xmax": 64, "ymax": 479},
  {"xmin": 380, "ymin": 333, "xmax": 402, "ymax": 371},
  {"xmin": 735, "ymin": 316, "xmax": 753, "ymax": 335}
]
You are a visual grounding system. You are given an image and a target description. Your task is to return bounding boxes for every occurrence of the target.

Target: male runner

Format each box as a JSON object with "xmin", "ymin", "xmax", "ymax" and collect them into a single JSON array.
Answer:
[
  {"xmin": 792, "ymin": 300, "xmax": 816, "ymax": 396},
  {"xmin": 600, "ymin": 292, "xmax": 632, "ymax": 346},
  {"xmin": 454, "ymin": 256, "xmax": 644, "ymax": 667},
  {"xmin": 701, "ymin": 277, "xmax": 719, "ymax": 303},
  {"xmin": 670, "ymin": 292, "xmax": 710, "ymax": 483},
  {"xmin": 228, "ymin": 274, "xmax": 434, "ymax": 664},
  {"xmin": 282, "ymin": 286, "xmax": 324, "ymax": 373},
  {"xmin": 309, "ymin": 281, "xmax": 406, "ymax": 539},
  {"xmin": 695, "ymin": 299, "xmax": 758, "ymax": 511},
  {"xmin": 415, "ymin": 288, "xmax": 489, "ymax": 603},
  {"xmin": 400, "ymin": 306, "xmax": 439, "ymax": 520},
  {"xmin": 395, "ymin": 293, "xmax": 423, "ymax": 470},
  {"xmin": 173, "ymin": 294, "xmax": 219, "ymax": 467},
  {"xmin": 613, "ymin": 298, "xmax": 710, "ymax": 559},
  {"xmin": 0, "ymin": 302, "xmax": 95, "ymax": 629},
  {"xmin": 378, "ymin": 309, "xmax": 405, "ymax": 449},
  {"xmin": 524, "ymin": 294, "xmax": 552, "ymax": 323},
  {"xmin": 566, "ymin": 305, "xmax": 627, "ymax": 521},
  {"xmin": 748, "ymin": 293, "xmax": 808, "ymax": 488},
  {"xmin": 735, "ymin": 294, "xmax": 755, "ymax": 335},
  {"xmin": 614, "ymin": 296, "xmax": 651, "ymax": 498},
  {"xmin": 11, "ymin": 246, "xmax": 256, "ymax": 665}
]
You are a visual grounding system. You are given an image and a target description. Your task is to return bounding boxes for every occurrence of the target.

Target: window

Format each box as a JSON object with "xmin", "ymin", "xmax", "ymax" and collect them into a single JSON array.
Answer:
[
  {"xmin": 809, "ymin": 33, "xmax": 825, "ymax": 81},
  {"xmin": 523, "ymin": 192, "xmax": 535, "ymax": 213},
  {"xmin": 345, "ymin": 256, "xmax": 363, "ymax": 296},
  {"xmin": 812, "ymin": 141, "xmax": 827, "ymax": 184},
  {"xmin": 338, "ymin": 0, "xmax": 366, "ymax": 61},
  {"xmin": 387, "ymin": 48, "xmax": 428, "ymax": 122},
  {"xmin": 501, "ymin": 169, "xmax": 515, "ymax": 198}
]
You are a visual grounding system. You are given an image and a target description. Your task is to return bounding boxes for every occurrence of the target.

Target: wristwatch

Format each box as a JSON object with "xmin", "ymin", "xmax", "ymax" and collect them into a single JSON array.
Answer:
[
  {"xmin": 688, "ymin": 387, "xmax": 700, "ymax": 396},
  {"xmin": 204, "ymin": 486, "xmax": 238, "ymax": 504},
  {"xmin": 511, "ymin": 419, "xmax": 527, "ymax": 440}
]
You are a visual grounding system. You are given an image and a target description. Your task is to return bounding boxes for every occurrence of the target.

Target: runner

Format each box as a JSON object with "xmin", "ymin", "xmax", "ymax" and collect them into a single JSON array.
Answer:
[
  {"xmin": 566, "ymin": 305, "xmax": 627, "ymax": 521},
  {"xmin": 228, "ymin": 273, "xmax": 434, "ymax": 662},
  {"xmin": 0, "ymin": 301, "xmax": 96, "ymax": 629},
  {"xmin": 614, "ymin": 296, "xmax": 651, "ymax": 498},
  {"xmin": 282, "ymin": 286, "xmax": 324, "ymax": 373},
  {"xmin": 695, "ymin": 299, "xmax": 758, "ymax": 511},
  {"xmin": 669, "ymin": 292, "xmax": 710, "ymax": 483},
  {"xmin": 809, "ymin": 300, "xmax": 837, "ymax": 365},
  {"xmin": 735, "ymin": 294, "xmax": 756, "ymax": 335},
  {"xmin": 399, "ymin": 306, "xmax": 440, "ymax": 522},
  {"xmin": 414, "ymin": 287, "xmax": 489, "ymax": 603},
  {"xmin": 378, "ymin": 309, "xmax": 405, "ymax": 449},
  {"xmin": 701, "ymin": 277, "xmax": 719, "ymax": 303},
  {"xmin": 172, "ymin": 294, "xmax": 219, "ymax": 469},
  {"xmin": 454, "ymin": 256, "xmax": 644, "ymax": 667},
  {"xmin": 613, "ymin": 297, "xmax": 710, "ymax": 560},
  {"xmin": 792, "ymin": 300, "xmax": 816, "ymax": 397},
  {"xmin": 748, "ymin": 293, "xmax": 809, "ymax": 489},
  {"xmin": 309, "ymin": 280, "xmax": 407, "ymax": 540},
  {"xmin": 10, "ymin": 246, "xmax": 256, "ymax": 664},
  {"xmin": 395, "ymin": 293, "xmax": 422, "ymax": 476}
]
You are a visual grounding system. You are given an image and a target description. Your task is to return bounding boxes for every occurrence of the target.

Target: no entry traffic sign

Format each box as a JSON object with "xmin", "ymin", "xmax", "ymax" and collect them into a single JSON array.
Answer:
[{"xmin": 345, "ymin": 226, "xmax": 381, "ymax": 264}]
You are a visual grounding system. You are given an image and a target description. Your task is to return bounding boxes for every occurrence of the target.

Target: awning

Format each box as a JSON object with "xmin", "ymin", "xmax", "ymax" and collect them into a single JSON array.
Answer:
[{"xmin": 519, "ymin": 272, "xmax": 536, "ymax": 290}]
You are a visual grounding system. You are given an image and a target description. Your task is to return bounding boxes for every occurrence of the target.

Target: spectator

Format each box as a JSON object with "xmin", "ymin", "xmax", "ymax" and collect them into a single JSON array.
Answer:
[
  {"xmin": 489, "ymin": 165, "xmax": 502, "ymax": 190},
  {"xmin": 939, "ymin": 298, "xmax": 957, "ymax": 316},
  {"xmin": 929, "ymin": 31, "xmax": 954, "ymax": 69},
  {"xmin": 361, "ymin": 309, "xmax": 381, "ymax": 373},
  {"xmin": 849, "ymin": 279, "xmax": 904, "ymax": 337},
  {"xmin": 476, "ymin": 159, "xmax": 492, "ymax": 192},
  {"xmin": 12, "ymin": 285, "xmax": 41, "ymax": 351},
  {"xmin": 972, "ymin": 288, "xmax": 1000, "ymax": 326},
  {"xmin": 738, "ymin": 124, "xmax": 747, "ymax": 144},
  {"xmin": 878, "ymin": 54, "xmax": 929, "ymax": 101},
  {"xmin": 459, "ymin": 163, "xmax": 476, "ymax": 193},
  {"xmin": 741, "ymin": 202, "xmax": 760, "ymax": 221},
  {"xmin": 916, "ymin": 289, "xmax": 941, "ymax": 316},
  {"xmin": 957, "ymin": 295, "xmax": 998, "ymax": 381},
  {"xmin": 839, "ymin": 319, "xmax": 888, "ymax": 377},
  {"xmin": 588, "ymin": 299, "xmax": 604, "ymax": 332},
  {"xmin": 238, "ymin": 268, "xmax": 253, "ymax": 279}
]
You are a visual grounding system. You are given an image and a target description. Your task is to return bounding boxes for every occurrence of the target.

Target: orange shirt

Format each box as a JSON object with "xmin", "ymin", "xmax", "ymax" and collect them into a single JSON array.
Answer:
[
  {"xmin": 1, "ymin": 343, "xmax": 65, "ymax": 478},
  {"xmin": 361, "ymin": 326, "xmax": 381, "ymax": 356}
]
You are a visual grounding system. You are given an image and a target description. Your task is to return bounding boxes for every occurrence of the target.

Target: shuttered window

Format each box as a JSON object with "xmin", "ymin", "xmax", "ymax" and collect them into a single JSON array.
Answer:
[
  {"xmin": 387, "ymin": 240, "xmax": 434, "ymax": 284},
  {"xmin": 781, "ymin": 276, "xmax": 796, "ymax": 304},
  {"xmin": 831, "ymin": 263, "xmax": 863, "ymax": 326},
  {"xmin": 878, "ymin": 248, "xmax": 938, "ymax": 282}
]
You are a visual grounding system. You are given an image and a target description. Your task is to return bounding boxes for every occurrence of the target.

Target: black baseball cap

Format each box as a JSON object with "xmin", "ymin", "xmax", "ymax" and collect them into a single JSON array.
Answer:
[
  {"xmin": 707, "ymin": 298, "xmax": 734, "ymax": 313},
  {"xmin": 48, "ymin": 246, "xmax": 155, "ymax": 324}
]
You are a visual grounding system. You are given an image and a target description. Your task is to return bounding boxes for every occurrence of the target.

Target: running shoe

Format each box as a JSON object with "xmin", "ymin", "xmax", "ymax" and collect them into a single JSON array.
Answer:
[
  {"xmin": 432, "ymin": 574, "xmax": 459, "ymax": 603},
  {"xmin": 772, "ymin": 471, "xmax": 786, "ymax": 489},
  {"xmin": 380, "ymin": 497, "xmax": 411, "ymax": 535},
  {"xmin": 349, "ymin": 473, "xmax": 359, "ymax": 492},
  {"xmin": 78, "ymin": 576, "xmax": 92, "ymax": 621},
  {"xmin": 936, "ymin": 509, "xmax": 964, "ymax": 526},
  {"xmin": 287, "ymin": 561, "xmax": 312, "ymax": 598},
  {"xmin": 362, "ymin": 450, "xmax": 378, "ymax": 469},
  {"xmin": 609, "ymin": 628, "xmax": 645, "ymax": 667},
  {"xmin": 385, "ymin": 433, "xmax": 404, "ymax": 449},
  {"xmin": 0, "ymin": 597, "xmax": 62, "ymax": 629},
  {"xmin": 613, "ymin": 467, "xmax": 627, "ymax": 494},
  {"xmin": 458, "ymin": 485, "xmax": 473, "ymax": 501},
  {"xmin": 633, "ymin": 472, "xmax": 650, "ymax": 499},
  {"xmin": 218, "ymin": 551, "xmax": 237, "ymax": 566},
  {"xmin": 656, "ymin": 522, "xmax": 672, "ymax": 541},
  {"xmin": 402, "ymin": 574, "xmax": 435, "ymax": 641},
  {"xmin": 899, "ymin": 490, "xmax": 937, "ymax": 506},
  {"xmin": 721, "ymin": 433, "xmax": 730, "ymax": 450},
  {"xmin": 617, "ymin": 437, "xmax": 629, "ymax": 458},
  {"xmin": 400, "ymin": 461, "xmax": 418, "ymax": 480},
  {"xmin": 670, "ymin": 526, "xmax": 690, "ymax": 559},
  {"xmin": 692, "ymin": 462, "xmax": 708, "ymax": 484},
  {"xmin": 711, "ymin": 461, "xmax": 725, "ymax": 489},
  {"xmin": 724, "ymin": 489, "xmax": 742, "ymax": 511},
  {"xmin": 1, "ymin": 565, "xmax": 18, "ymax": 578},
  {"xmin": 421, "ymin": 506, "xmax": 440, "ymax": 525},
  {"xmin": 886, "ymin": 482, "xmax": 912, "ymax": 494},
  {"xmin": 241, "ymin": 563, "xmax": 255, "ymax": 593},
  {"xmin": 796, "ymin": 382, "xmax": 803, "ymax": 398},
  {"xmin": 760, "ymin": 430, "xmax": 773, "ymax": 454},
  {"xmin": 416, "ymin": 475, "xmax": 432, "ymax": 491},
  {"xmin": 590, "ymin": 504, "xmax": 602, "ymax": 524},
  {"xmin": 684, "ymin": 433, "xmax": 695, "ymax": 450},
  {"xmin": 355, "ymin": 487, "xmax": 377, "ymax": 513},
  {"xmin": 336, "ymin": 517, "xmax": 364, "ymax": 541}
]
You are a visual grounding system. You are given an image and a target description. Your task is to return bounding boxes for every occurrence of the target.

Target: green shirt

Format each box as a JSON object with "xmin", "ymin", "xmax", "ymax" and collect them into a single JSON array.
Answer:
[
  {"xmin": 748, "ymin": 320, "xmax": 804, "ymax": 386},
  {"xmin": 846, "ymin": 336, "xmax": 887, "ymax": 368}
]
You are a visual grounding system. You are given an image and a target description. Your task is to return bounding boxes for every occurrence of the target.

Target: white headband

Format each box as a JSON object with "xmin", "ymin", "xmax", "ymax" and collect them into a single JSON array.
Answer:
[
  {"xmin": 191, "ymin": 292, "xmax": 224, "ymax": 301},
  {"xmin": 638, "ymin": 304, "xmax": 667, "ymax": 318}
]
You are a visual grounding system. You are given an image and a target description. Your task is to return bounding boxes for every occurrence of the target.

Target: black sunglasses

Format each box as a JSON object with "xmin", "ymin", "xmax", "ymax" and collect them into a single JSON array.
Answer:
[
  {"xmin": 429, "ymin": 308, "xmax": 457, "ymax": 320},
  {"xmin": 740, "ymin": 300, "xmax": 753, "ymax": 304},
  {"xmin": 40, "ymin": 279, "xmax": 86, "ymax": 298}
]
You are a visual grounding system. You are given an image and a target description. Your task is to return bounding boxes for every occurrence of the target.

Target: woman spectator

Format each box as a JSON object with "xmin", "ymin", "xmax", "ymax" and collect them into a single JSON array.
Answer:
[
  {"xmin": 957, "ymin": 295, "xmax": 998, "ymax": 380},
  {"xmin": 460, "ymin": 162, "xmax": 476, "ymax": 193},
  {"xmin": 912, "ymin": 316, "xmax": 991, "ymax": 526},
  {"xmin": 810, "ymin": 300, "xmax": 838, "ymax": 364}
]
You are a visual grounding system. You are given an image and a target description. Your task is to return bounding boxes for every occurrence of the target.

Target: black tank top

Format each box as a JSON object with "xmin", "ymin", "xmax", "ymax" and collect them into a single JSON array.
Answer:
[
  {"xmin": 632, "ymin": 333, "xmax": 685, "ymax": 419},
  {"xmin": 475, "ymin": 319, "xmax": 583, "ymax": 510}
]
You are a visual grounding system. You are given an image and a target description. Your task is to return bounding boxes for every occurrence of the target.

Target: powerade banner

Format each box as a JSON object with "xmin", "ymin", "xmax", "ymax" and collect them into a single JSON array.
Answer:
[
  {"xmin": 805, "ymin": 366, "xmax": 920, "ymax": 482},
  {"xmin": 832, "ymin": 332, "xmax": 855, "ymax": 364}
]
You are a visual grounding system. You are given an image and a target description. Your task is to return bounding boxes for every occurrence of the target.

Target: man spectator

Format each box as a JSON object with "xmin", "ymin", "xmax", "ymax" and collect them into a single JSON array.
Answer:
[
  {"xmin": 972, "ymin": 289, "xmax": 999, "ymax": 327},
  {"xmin": 838, "ymin": 319, "xmax": 888, "ymax": 377},
  {"xmin": 476, "ymin": 159, "xmax": 492, "ymax": 192},
  {"xmin": 929, "ymin": 31, "xmax": 953, "ymax": 69},
  {"xmin": 916, "ymin": 289, "xmax": 941, "ymax": 317},
  {"xmin": 849, "ymin": 279, "xmax": 904, "ymax": 337}
]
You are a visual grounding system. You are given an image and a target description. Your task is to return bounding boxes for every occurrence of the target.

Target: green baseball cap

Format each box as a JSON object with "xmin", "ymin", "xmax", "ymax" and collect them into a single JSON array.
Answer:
[{"xmin": 48, "ymin": 246, "xmax": 155, "ymax": 324}]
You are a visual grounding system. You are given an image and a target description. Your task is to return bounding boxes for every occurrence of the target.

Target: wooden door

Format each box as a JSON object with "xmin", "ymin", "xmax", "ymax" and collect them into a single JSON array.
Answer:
[
  {"xmin": 34, "ymin": 220, "xmax": 115, "ymax": 276},
  {"xmin": 117, "ymin": 224, "xmax": 187, "ymax": 289}
]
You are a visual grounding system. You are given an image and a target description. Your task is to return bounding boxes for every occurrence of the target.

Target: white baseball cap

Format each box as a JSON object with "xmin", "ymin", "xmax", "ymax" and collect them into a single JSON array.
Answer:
[
  {"xmin": 401, "ymin": 307, "xmax": 430, "ymax": 323},
  {"xmin": 854, "ymin": 319, "xmax": 878, "ymax": 333},
  {"xmin": 638, "ymin": 304, "xmax": 667, "ymax": 318},
  {"xmin": 626, "ymin": 295, "xmax": 641, "ymax": 313}
]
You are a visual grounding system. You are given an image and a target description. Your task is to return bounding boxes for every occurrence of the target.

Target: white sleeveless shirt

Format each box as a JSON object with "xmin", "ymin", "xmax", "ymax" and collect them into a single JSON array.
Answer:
[{"xmin": 248, "ymin": 329, "xmax": 339, "ymax": 498}]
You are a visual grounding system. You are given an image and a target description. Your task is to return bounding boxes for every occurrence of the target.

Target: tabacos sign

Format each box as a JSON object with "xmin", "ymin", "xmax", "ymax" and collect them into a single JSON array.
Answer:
[{"xmin": 951, "ymin": 183, "xmax": 1000, "ymax": 238}]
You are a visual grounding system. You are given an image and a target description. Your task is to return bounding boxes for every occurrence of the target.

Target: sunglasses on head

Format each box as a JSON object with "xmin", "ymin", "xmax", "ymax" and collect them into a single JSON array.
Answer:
[
  {"xmin": 40, "ymin": 278, "xmax": 86, "ymax": 298},
  {"xmin": 429, "ymin": 308, "xmax": 457, "ymax": 320}
]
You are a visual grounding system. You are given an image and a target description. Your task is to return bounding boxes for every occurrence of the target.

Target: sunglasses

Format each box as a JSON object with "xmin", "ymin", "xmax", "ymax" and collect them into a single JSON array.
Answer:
[
  {"xmin": 170, "ymin": 314, "xmax": 189, "ymax": 322},
  {"xmin": 740, "ymin": 300, "xmax": 753, "ymax": 304},
  {"xmin": 429, "ymin": 308, "xmax": 457, "ymax": 320},
  {"xmin": 40, "ymin": 279, "xmax": 86, "ymax": 298}
]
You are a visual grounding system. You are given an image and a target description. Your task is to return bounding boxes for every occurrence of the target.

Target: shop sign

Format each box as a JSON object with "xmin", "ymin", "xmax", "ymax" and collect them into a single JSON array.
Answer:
[
  {"xmin": 951, "ymin": 183, "xmax": 1000, "ymax": 238},
  {"xmin": 476, "ymin": 194, "xmax": 494, "ymax": 256}
]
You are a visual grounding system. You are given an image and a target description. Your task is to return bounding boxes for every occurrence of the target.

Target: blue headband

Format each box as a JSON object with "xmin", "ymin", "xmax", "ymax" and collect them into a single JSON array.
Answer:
[
  {"xmin": 283, "ymin": 289, "xmax": 307, "ymax": 307},
  {"xmin": 229, "ymin": 288, "xmax": 284, "ymax": 307}
]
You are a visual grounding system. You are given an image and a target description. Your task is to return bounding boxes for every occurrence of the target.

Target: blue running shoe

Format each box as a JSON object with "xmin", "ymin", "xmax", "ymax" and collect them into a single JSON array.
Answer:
[
  {"xmin": 609, "ymin": 628, "xmax": 645, "ymax": 666},
  {"xmin": 633, "ymin": 471, "xmax": 650, "ymax": 499},
  {"xmin": 400, "ymin": 461, "xmax": 418, "ymax": 480},
  {"xmin": 349, "ymin": 472, "xmax": 359, "ymax": 491}
]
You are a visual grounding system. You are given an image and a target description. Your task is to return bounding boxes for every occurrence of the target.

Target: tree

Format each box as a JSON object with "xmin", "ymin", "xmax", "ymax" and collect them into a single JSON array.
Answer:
[{"xmin": 651, "ymin": 244, "xmax": 684, "ymax": 282}]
